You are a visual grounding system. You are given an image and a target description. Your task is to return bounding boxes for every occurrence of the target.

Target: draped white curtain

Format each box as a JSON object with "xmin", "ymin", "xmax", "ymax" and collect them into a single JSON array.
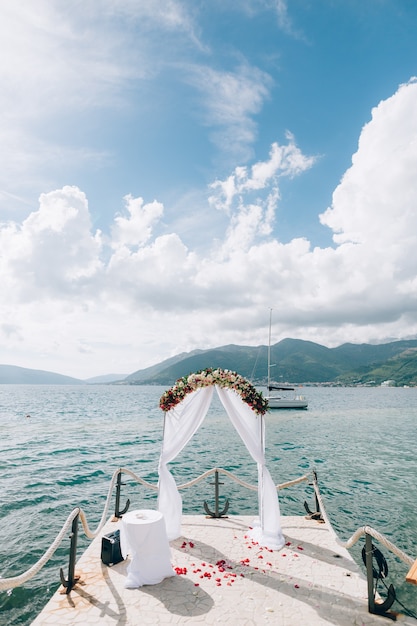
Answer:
[{"xmin": 157, "ymin": 385, "xmax": 284, "ymax": 550}]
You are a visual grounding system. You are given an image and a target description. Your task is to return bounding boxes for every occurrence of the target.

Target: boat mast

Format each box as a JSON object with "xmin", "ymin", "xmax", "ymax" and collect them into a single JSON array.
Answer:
[{"xmin": 267, "ymin": 308, "xmax": 272, "ymax": 391}]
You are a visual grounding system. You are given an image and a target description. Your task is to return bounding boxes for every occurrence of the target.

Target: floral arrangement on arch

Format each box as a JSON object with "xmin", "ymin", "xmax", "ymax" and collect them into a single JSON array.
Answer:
[{"xmin": 159, "ymin": 367, "xmax": 268, "ymax": 415}]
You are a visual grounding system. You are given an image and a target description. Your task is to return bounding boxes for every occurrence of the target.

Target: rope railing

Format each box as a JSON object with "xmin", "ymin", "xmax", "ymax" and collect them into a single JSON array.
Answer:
[
  {"xmin": 1, "ymin": 463, "xmax": 414, "ymax": 617},
  {"xmin": 340, "ymin": 526, "xmax": 414, "ymax": 567},
  {"xmin": 309, "ymin": 472, "xmax": 416, "ymax": 618},
  {"xmin": 310, "ymin": 473, "xmax": 414, "ymax": 567},
  {"xmin": 0, "ymin": 467, "xmax": 123, "ymax": 592},
  {"xmin": 0, "ymin": 466, "xmax": 309, "ymax": 592},
  {"xmin": 0, "ymin": 508, "xmax": 80, "ymax": 592},
  {"xmin": 177, "ymin": 466, "xmax": 309, "ymax": 491}
]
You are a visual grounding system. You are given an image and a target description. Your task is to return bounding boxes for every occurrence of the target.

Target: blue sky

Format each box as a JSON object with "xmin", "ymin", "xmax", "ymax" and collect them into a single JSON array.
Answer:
[{"xmin": 1, "ymin": 0, "xmax": 417, "ymax": 378}]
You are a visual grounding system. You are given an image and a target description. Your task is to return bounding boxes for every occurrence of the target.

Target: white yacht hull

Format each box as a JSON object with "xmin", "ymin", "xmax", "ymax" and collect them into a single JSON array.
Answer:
[{"xmin": 267, "ymin": 395, "xmax": 308, "ymax": 409}]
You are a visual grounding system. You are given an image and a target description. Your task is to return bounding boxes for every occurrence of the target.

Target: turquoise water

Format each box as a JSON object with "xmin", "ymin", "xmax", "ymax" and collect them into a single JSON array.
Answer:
[{"xmin": 0, "ymin": 384, "xmax": 417, "ymax": 624}]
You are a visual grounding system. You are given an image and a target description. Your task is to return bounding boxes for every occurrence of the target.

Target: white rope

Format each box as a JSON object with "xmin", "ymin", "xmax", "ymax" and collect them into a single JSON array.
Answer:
[
  {"xmin": 178, "ymin": 468, "xmax": 219, "ymax": 489},
  {"xmin": 337, "ymin": 525, "xmax": 414, "ymax": 567},
  {"xmin": 3, "ymin": 467, "xmax": 412, "ymax": 594},
  {"xmin": 0, "ymin": 467, "xmax": 160, "ymax": 590},
  {"xmin": 120, "ymin": 467, "xmax": 158, "ymax": 491},
  {"xmin": 178, "ymin": 467, "xmax": 258, "ymax": 491},
  {"xmin": 78, "ymin": 467, "xmax": 158, "ymax": 539},
  {"xmin": 0, "ymin": 508, "xmax": 80, "ymax": 591},
  {"xmin": 79, "ymin": 470, "xmax": 118, "ymax": 539},
  {"xmin": 177, "ymin": 467, "xmax": 309, "ymax": 492},
  {"xmin": 277, "ymin": 474, "xmax": 309, "ymax": 490},
  {"xmin": 219, "ymin": 468, "xmax": 257, "ymax": 491},
  {"xmin": 311, "ymin": 477, "xmax": 415, "ymax": 567}
]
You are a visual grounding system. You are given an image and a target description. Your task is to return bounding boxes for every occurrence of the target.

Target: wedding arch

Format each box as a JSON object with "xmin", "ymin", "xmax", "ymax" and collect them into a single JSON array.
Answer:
[{"xmin": 157, "ymin": 368, "xmax": 285, "ymax": 550}]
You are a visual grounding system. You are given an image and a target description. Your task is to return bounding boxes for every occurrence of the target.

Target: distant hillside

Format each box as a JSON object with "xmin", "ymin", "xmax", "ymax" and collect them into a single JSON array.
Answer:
[
  {"xmin": 123, "ymin": 338, "xmax": 417, "ymax": 387},
  {"xmin": 336, "ymin": 345, "xmax": 417, "ymax": 385},
  {"xmin": 0, "ymin": 364, "xmax": 83, "ymax": 385},
  {"xmin": 3, "ymin": 338, "xmax": 417, "ymax": 386},
  {"xmin": 85, "ymin": 373, "xmax": 128, "ymax": 384},
  {"xmin": 124, "ymin": 350, "xmax": 205, "ymax": 383}
]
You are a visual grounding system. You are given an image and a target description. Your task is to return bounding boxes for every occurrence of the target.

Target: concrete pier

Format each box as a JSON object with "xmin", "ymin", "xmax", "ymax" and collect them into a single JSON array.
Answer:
[{"xmin": 31, "ymin": 514, "xmax": 416, "ymax": 625}]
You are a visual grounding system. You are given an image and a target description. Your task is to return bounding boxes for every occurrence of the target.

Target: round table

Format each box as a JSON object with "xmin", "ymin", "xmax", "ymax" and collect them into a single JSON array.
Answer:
[{"xmin": 120, "ymin": 509, "xmax": 175, "ymax": 588}]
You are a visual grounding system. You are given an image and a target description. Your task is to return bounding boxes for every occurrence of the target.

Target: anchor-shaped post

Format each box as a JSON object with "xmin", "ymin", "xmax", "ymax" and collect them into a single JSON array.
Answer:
[
  {"xmin": 114, "ymin": 469, "xmax": 130, "ymax": 519},
  {"xmin": 304, "ymin": 469, "xmax": 323, "ymax": 521},
  {"xmin": 364, "ymin": 533, "xmax": 396, "ymax": 619},
  {"xmin": 204, "ymin": 469, "xmax": 230, "ymax": 518},
  {"xmin": 59, "ymin": 511, "xmax": 80, "ymax": 594}
]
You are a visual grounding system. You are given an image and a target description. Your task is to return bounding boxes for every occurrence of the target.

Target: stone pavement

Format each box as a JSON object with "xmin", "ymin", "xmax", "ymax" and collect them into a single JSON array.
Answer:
[{"xmin": 31, "ymin": 514, "xmax": 417, "ymax": 625}]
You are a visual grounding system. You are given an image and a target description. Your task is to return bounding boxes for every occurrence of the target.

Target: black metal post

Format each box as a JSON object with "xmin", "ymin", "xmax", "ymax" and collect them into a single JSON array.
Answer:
[
  {"xmin": 214, "ymin": 469, "xmax": 220, "ymax": 516},
  {"xmin": 114, "ymin": 469, "xmax": 130, "ymax": 518},
  {"xmin": 59, "ymin": 512, "xmax": 80, "ymax": 594},
  {"xmin": 313, "ymin": 470, "xmax": 320, "ymax": 514},
  {"xmin": 365, "ymin": 532, "xmax": 376, "ymax": 614},
  {"xmin": 203, "ymin": 470, "xmax": 230, "ymax": 518},
  {"xmin": 303, "ymin": 471, "xmax": 322, "ymax": 520}
]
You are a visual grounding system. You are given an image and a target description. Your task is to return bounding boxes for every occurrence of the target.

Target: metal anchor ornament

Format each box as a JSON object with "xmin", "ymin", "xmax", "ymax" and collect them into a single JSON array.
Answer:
[
  {"xmin": 304, "ymin": 470, "xmax": 323, "ymax": 521},
  {"xmin": 59, "ymin": 512, "xmax": 81, "ymax": 594},
  {"xmin": 203, "ymin": 469, "xmax": 230, "ymax": 518},
  {"xmin": 114, "ymin": 470, "xmax": 130, "ymax": 518}
]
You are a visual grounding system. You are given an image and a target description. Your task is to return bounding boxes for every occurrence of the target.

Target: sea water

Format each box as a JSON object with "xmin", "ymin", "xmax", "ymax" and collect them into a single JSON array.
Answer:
[{"xmin": 0, "ymin": 384, "xmax": 416, "ymax": 624}]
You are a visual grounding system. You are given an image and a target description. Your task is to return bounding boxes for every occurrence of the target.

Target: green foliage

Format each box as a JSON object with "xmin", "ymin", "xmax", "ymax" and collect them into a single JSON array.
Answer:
[{"xmin": 127, "ymin": 339, "xmax": 417, "ymax": 386}]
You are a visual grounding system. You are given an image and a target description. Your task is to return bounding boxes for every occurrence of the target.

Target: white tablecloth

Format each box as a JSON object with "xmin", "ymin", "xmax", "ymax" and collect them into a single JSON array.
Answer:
[{"xmin": 120, "ymin": 509, "xmax": 175, "ymax": 588}]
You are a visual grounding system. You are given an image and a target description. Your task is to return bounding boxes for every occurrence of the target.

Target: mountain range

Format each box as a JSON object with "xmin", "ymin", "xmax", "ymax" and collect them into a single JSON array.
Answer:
[
  {"xmin": 2, "ymin": 338, "xmax": 417, "ymax": 386},
  {"xmin": 123, "ymin": 338, "xmax": 417, "ymax": 387}
]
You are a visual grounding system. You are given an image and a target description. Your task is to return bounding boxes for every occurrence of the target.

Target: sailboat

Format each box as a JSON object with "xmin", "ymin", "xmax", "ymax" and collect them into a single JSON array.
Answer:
[{"xmin": 266, "ymin": 310, "xmax": 308, "ymax": 410}]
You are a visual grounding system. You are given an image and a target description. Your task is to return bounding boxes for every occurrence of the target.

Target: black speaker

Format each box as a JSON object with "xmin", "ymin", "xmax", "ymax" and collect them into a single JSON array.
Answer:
[{"xmin": 101, "ymin": 529, "xmax": 124, "ymax": 566}]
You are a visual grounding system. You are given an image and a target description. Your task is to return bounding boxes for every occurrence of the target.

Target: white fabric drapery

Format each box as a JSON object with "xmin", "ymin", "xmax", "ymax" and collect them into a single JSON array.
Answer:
[{"xmin": 157, "ymin": 385, "xmax": 284, "ymax": 550}]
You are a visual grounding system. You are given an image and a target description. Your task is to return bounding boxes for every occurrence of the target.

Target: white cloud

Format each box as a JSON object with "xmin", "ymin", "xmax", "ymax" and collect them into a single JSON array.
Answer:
[
  {"xmin": 1, "ymin": 80, "xmax": 417, "ymax": 377},
  {"xmin": 0, "ymin": 1, "xmax": 199, "ymax": 208},
  {"xmin": 209, "ymin": 136, "xmax": 316, "ymax": 213},
  {"xmin": 183, "ymin": 63, "xmax": 273, "ymax": 159},
  {"xmin": 320, "ymin": 78, "xmax": 417, "ymax": 247},
  {"xmin": 111, "ymin": 195, "xmax": 164, "ymax": 249},
  {"xmin": 0, "ymin": 186, "xmax": 103, "ymax": 301},
  {"xmin": 0, "ymin": 0, "xmax": 278, "ymax": 220}
]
